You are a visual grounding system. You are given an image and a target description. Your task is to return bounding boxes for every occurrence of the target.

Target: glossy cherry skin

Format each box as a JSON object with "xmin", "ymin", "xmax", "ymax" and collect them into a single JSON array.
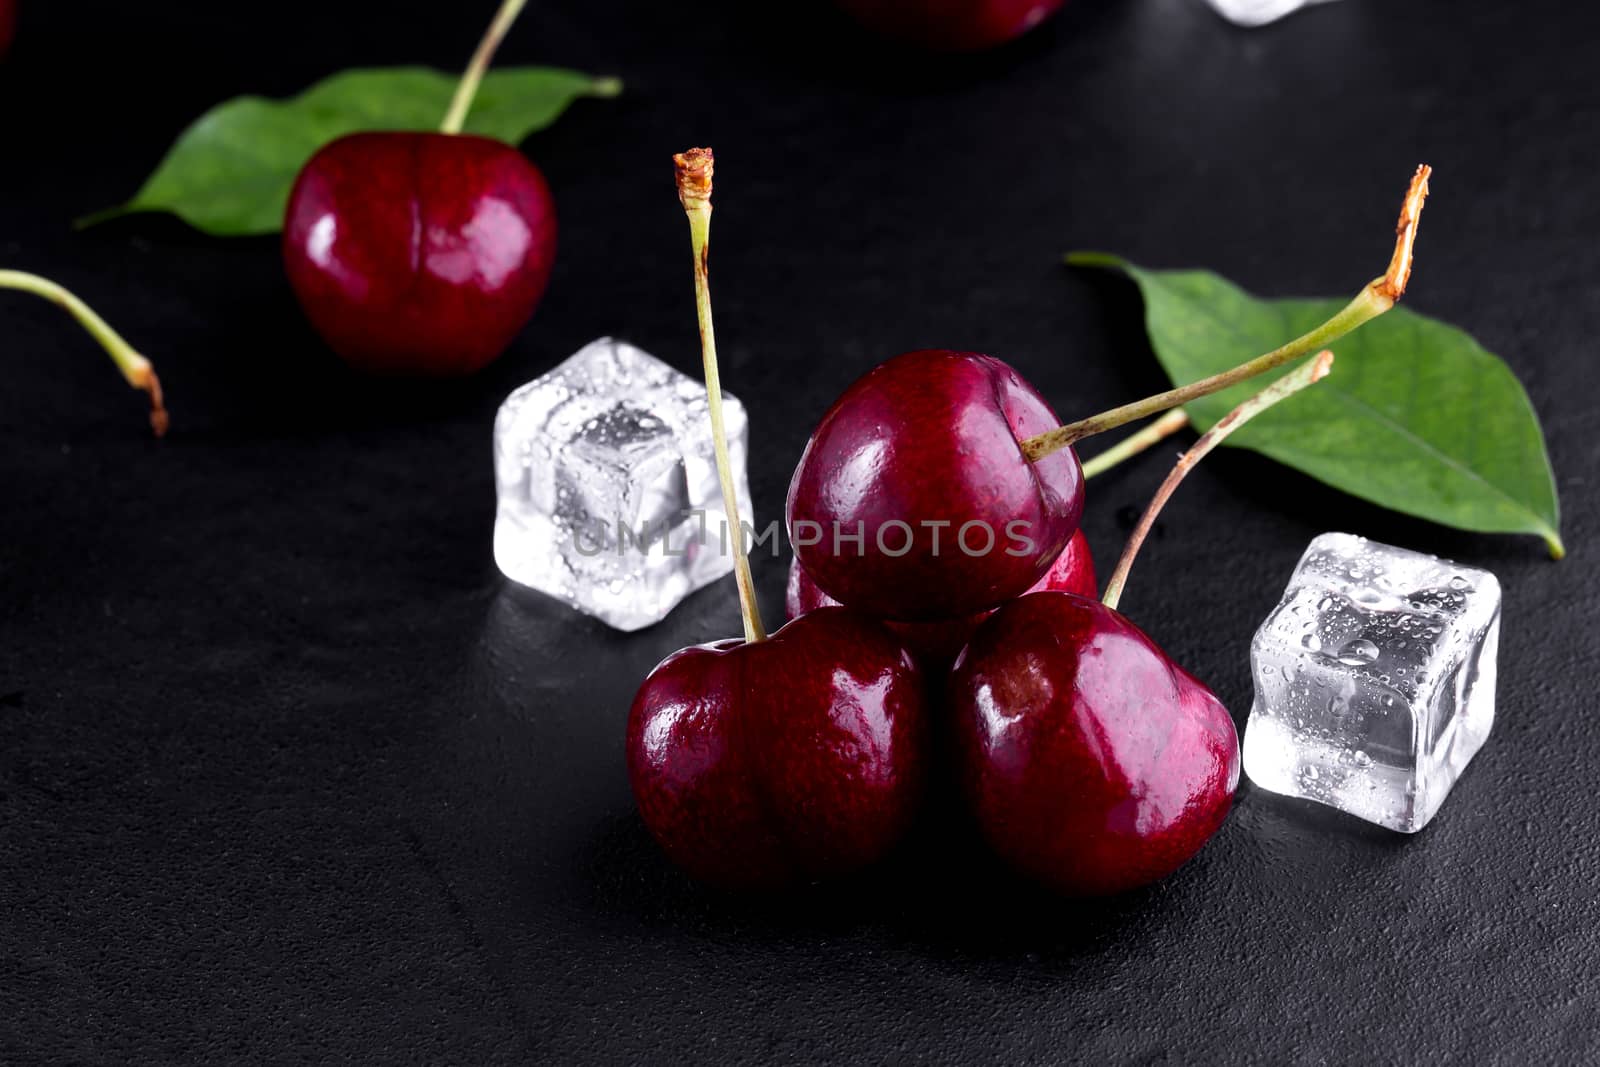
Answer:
[
  {"xmin": 627, "ymin": 607, "xmax": 931, "ymax": 890},
  {"xmin": 787, "ymin": 528, "xmax": 1096, "ymax": 667},
  {"xmin": 949, "ymin": 593, "xmax": 1239, "ymax": 895},
  {"xmin": 787, "ymin": 349, "xmax": 1085, "ymax": 622},
  {"xmin": 834, "ymin": 0, "xmax": 1066, "ymax": 51},
  {"xmin": 283, "ymin": 131, "xmax": 556, "ymax": 376}
]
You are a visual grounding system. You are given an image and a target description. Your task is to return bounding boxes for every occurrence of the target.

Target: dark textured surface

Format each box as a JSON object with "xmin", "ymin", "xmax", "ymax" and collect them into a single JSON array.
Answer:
[{"xmin": 2, "ymin": 1, "xmax": 1597, "ymax": 1062}]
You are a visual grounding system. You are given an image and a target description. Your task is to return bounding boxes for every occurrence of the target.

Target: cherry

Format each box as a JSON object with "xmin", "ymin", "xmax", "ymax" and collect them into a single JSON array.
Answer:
[
  {"xmin": 834, "ymin": 0, "xmax": 1067, "ymax": 51},
  {"xmin": 627, "ymin": 149, "xmax": 930, "ymax": 889},
  {"xmin": 0, "ymin": 1, "xmax": 15, "ymax": 57},
  {"xmin": 948, "ymin": 351, "xmax": 1338, "ymax": 895},
  {"xmin": 787, "ymin": 528, "xmax": 1096, "ymax": 667},
  {"xmin": 282, "ymin": 131, "xmax": 555, "ymax": 375},
  {"xmin": 949, "ymin": 592, "xmax": 1239, "ymax": 895},
  {"xmin": 281, "ymin": 0, "xmax": 556, "ymax": 376},
  {"xmin": 787, "ymin": 349, "xmax": 1085, "ymax": 622},
  {"xmin": 628, "ymin": 607, "xmax": 930, "ymax": 889}
]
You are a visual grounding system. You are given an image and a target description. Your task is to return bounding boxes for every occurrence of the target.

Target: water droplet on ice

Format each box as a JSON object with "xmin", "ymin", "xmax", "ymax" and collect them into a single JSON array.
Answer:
[{"xmin": 1337, "ymin": 638, "xmax": 1380, "ymax": 666}]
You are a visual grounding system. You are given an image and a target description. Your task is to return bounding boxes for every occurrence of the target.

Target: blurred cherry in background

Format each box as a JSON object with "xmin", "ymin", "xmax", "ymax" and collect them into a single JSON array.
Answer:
[
  {"xmin": 0, "ymin": 1, "xmax": 16, "ymax": 57},
  {"xmin": 834, "ymin": 0, "xmax": 1066, "ymax": 51}
]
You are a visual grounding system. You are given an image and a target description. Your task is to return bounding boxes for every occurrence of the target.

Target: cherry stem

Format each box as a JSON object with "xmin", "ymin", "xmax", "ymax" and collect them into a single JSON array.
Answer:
[
  {"xmin": 0, "ymin": 269, "xmax": 168, "ymax": 437},
  {"xmin": 675, "ymin": 148, "xmax": 766, "ymax": 645},
  {"xmin": 1022, "ymin": 164, "xmax": 1431, "ymax": 463},
  {"xmin": 440, "ymin": 0, "xmax": 531, "ymax": 135},
  {"xmin": 1101, "ymin": 350, "xmax": 1335, "ymax": 612},
  {"xmin": 1080, "ymin": 409, "xmax": 1189, "ymax": 480}
]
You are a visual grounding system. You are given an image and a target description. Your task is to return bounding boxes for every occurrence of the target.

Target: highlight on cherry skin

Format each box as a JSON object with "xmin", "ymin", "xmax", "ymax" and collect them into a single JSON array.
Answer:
[
  {"xmin": 282, "ymin": 131, "xmax": 557, "ymax": 377},
  {"xmin": 786, "ymin": 348, "xmax": 1085, "ymax": 623},
  {"xmin": 833, "ymin": 0, "xmax": 1067, "ymax": 51},
  {"xmin": 625, "ymin": 607, "xmax": 932, "ymax": 890},
  {"xmin": 948, "ymin": 592, "xmax": 1240, "ymax": 896},
  {"xmin": 787, "ymin": 528, "xmax": 1096, "ymax": 667}
]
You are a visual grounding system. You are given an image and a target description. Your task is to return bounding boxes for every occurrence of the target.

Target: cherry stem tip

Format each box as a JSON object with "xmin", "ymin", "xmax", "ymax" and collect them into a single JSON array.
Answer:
[{"xmin": 1, "ymin": 269, "xmax": 169, "ymax": 437}]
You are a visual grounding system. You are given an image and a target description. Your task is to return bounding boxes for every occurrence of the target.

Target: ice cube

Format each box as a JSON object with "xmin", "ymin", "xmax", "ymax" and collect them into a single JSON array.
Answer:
[
  {"xmin": 1243, "ymin": 533, "xmax": 1501, "ymax": 832},
  {"xmin": 493, "ymin": 337, "xmax": 752, "ymax": 632},
  {"xmin": 1206, "ymin": 0, "xmax": 1342, "ymax": 28}
]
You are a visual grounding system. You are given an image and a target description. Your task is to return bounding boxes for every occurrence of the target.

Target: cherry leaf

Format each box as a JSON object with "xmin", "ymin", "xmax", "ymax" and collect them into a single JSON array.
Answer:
[
  {"xmin": 82, "ymin": 66, "xmax": 621, "ymax": 237},
  {"xmin": 1069, "ymin": 253, "xmax": 1563, "ymax": 558}
]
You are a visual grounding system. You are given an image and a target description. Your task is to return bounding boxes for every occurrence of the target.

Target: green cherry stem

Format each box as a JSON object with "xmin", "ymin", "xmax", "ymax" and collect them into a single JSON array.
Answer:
[
  {"xmin": 1023, "ymin": 164, "xmax": 1431, "ymax": 463},
  {"xmin": 1, "ymin": 270, "xmax": 168, "ymax": 436},
  {"xmin": 675, "ymin": 148, "xmax": 766, "ymax": 644},
  {"xmin": 440, "ymin": 0, "xmax": 531, "ymax": 135},
  {"xmin": 1080, "ymin": 409, "xmax": 1190, "ymax": 480},
  {"xmin": 1102, "ymin": 350, "xmax": 1335, "ymax": 612}
]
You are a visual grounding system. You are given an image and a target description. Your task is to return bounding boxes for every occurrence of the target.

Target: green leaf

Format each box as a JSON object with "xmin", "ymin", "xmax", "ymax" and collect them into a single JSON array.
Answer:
[
  {"xmin": 83, "ymin": 66, "xmax": 621, "ymax": 237},
  {"xmin": 1069, "ymin": 252, "xmax": 1564, "ymax": 558}
]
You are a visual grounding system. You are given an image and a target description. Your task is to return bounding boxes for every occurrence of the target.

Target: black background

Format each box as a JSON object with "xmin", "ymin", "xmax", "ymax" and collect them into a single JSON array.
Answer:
[{"xmin": 3, "ymin": 0, "xmax": 1597, "ymax": 1062}]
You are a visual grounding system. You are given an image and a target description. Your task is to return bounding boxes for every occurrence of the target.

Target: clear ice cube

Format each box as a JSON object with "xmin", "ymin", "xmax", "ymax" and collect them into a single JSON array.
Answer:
[
  {"xmin": 1206, "ymin": 0, "xmax": 1342, "ymax": 27},
  {"xmin": 493, "ymin": 337, "xmax": 752, "ymax": 632},
  {"xmin": 1243, "ymin": 533, "xmax": 1501, "ymax": 833}
]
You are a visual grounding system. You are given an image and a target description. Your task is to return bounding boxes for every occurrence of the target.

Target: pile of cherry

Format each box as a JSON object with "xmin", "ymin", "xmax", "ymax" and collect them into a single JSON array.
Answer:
[
  {"xmin": 628, "ymin": 149, "xmax": 1429, "ymax": 896},
  {"xmin": 630, "ymin": 347, "xmax": 1241, "ymax": 895},
  {"xmin": 629, "ymin": 348, "xmax": 1236, "ymax": 896}
]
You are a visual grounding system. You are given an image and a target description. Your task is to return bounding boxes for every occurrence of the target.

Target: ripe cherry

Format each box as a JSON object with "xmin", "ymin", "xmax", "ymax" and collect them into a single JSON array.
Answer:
[
  {"xmin": 628, "ymin": 607, "xmax": 931, "ymax": 889},
  {"xmin": 280, "ymin": 0, "xmax": 560, "ymax": 376},
  {"xmin": 834, "ymin": 0, "xmax": 1067, "ymax": 51},
  {"xmin": 629, "ymin": 149, "xmax": 930, "ymax": 890},
  {"xmin": 949, "ymin": 592, "xmax": 1239, "ymax": 895},
  {"xmin": 787, "ymin": 528, "xmax": 1096, "ymax": 667},
  {"xmin": 282, "ymin": 131, "xmax": 556, "ymax": 376},
  {"xmin": 947, "ymin": 352, "xmax": 1338, "ymax": 895},
  {"xmin": 787, "ymin": 349, "xmax": 1085, "ymax": 622}
]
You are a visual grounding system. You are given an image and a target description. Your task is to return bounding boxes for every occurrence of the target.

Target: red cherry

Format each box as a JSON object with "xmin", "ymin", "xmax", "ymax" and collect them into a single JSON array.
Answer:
[
  {"xmin": 786, "ymin": 349, "xmax": 1085, "ymax": 622},
  {"xmin": 787, "ymin": 528, "xmax": 1097, "ymax": 667},
  {"xmin": 949, "ymin": 592, "xmax": 1239, "ymax": 895},
  {"xmin": 282, "ymin": 131, "xmax": 556, "ymax": 376},
  {"xmin": 0, "ymin": 0, "xmax": 15, "ymax": 57},
  {"xmin": 834, "ymin": 0, "xmax": 1066, "ymax": 51},
  {"xmin": 626, "ymin": 608, "xmax": 931, "ymax": 890}
]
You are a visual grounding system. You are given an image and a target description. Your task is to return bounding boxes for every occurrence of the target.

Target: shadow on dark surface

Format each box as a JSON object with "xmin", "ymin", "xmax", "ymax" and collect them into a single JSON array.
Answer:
[
  {"xmin": 570, "ymin": 790, "xmax": 1181, "ymax": 965},
  {"xmin": 1232, "ymin": 778, "xmax": 1409, "ymax": 847},
  {"xmin": 1066, "ymin": 262, "xmax": 1171, "ymax": 404},
  {"xmin": 483, "ymin": 574, "xmax": 755, "ymax": 667},
  {"xmin": 562, "ymin": 756, "xmax": 1415, "ymax": 971}
]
